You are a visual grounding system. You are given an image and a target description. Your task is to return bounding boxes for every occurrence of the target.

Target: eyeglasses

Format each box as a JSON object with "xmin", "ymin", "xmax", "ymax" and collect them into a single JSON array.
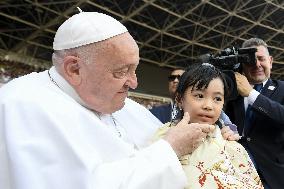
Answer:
[{"xmin": 168, "ymin": 75, "xmax": 181, "ymax": 82}]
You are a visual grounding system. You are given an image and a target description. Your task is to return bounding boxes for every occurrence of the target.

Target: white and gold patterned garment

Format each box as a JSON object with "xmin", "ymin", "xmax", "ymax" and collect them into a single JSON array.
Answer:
[{"xmin": 153, "ymin": 122, "xmax": 263, "ymax": 189}]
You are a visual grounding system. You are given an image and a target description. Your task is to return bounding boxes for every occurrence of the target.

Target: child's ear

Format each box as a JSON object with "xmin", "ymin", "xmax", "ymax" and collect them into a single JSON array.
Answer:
[
  {"xmin": 177, "ymin": 102, "xmax": 183, "ymax": 110},
  {"xmin": 175, "ymin": 95, "xmax": 183, "ymax": 110},
  {"xmin": 174, "ymin": 94, "xmax": 182, "ymax": 108}
]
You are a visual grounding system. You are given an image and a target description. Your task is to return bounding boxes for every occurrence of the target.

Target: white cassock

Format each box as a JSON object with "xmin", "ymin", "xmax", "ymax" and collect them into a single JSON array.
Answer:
[{"xmin": 0, "ymin": 67, "xmax": 187, "ymax": 189}]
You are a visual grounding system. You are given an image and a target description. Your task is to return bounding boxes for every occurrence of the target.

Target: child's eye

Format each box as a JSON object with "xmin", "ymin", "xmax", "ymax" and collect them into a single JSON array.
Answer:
[
  {"xmin": 214, "ymin": 97, "xmax": 223, "ymax": 101},
  {"xmin": 194, "ymin": 94, "xmax": 203, "ymax": 98}
]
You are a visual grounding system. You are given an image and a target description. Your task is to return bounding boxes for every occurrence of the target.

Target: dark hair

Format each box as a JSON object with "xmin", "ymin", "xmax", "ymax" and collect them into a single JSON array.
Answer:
[
  {"xmin": 169, "ymin": 68, "xmax": 185, "ymax": 75},
  {"xmin": 173, "ymin": 63, "xmax": 228, "ymax": 121}
]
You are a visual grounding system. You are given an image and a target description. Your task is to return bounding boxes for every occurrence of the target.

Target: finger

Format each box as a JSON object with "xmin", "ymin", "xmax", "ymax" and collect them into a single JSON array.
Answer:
[
  {"xmin": 199, "ymin": 134, "xmax": 207, "ymax": 143},
  {"xmin": 194, "ymin": 136, "xmax": 207, "ymax": 149},
  {"xmin": 200, "ymin": 124, "xmax": 215, "ymax": 133},
  {"xmin": 221, "ymin": 126, "xmax": 238, "ymax": 136},
  {"xmin": 234, "ymin": 72, "xmax": 241, "ymax": 79},
  {"xmin": 228, "ymin": 133, "xmax": 241, "ymax": 141},
  {"xmin": 221, "ymin": 126, "xmax": 230, "ymax": 135},
  {"xmin": 223, "ymin": 130, "xmax": 235, "ymax": 140},
  {"xmin": 180, "ymin": 112, "xmax": 190, "ymax": 124},
  {"xmin": 224, "ymin": 124, "xmax": 238, "ymax": 133}
]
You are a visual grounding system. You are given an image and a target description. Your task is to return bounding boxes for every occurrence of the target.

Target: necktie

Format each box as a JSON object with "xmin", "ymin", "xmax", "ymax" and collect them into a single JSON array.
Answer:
[{"xmin": 244, "ymin": 83, "xmax": 263, "ymax": 134}]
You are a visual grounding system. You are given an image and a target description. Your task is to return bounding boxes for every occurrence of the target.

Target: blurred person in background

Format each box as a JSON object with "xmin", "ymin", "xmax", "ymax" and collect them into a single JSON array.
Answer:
[{"xmin": 150, "ymin": 68, "xmax": 185, "ymax": 124}]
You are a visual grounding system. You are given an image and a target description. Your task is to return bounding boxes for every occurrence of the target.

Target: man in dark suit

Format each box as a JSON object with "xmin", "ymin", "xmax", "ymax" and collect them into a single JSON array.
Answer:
[
  {"xmin": 225, "ymin": 38, "xmax": 284, "ymax": 189},
  {"xmin": 150, "ymin": 68, "xmax": 185, "ymax": 124}
]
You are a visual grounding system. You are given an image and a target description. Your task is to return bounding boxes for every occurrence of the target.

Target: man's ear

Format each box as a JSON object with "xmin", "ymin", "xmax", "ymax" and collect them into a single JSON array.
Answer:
[
  {"xmin": 62, "ymin": 55, "xmax": 82, "ymax": 86},
  {"xmin": 269, "ymin": 55, "xmax": 273, "ymax": 69}
]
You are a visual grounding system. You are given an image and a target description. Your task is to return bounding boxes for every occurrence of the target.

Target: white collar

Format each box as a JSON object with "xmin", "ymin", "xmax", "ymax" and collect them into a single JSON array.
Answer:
[
  {"xmin": 262, "ymin": 79, "xmax": 268, "ymax": 87},
  {"xmin": 258, "ymin": 79, "xmax": 268, "ymax": 87},
  {"xmin": 250, "ymin": 79, "xmax": 268, "ymax": 88},
  {"xmin": 48, "ymin": 66, "xmax": 88, "ymax": 107}
]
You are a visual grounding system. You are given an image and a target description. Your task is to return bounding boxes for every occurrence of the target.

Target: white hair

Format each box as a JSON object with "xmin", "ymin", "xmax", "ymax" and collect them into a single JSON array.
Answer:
[{"xmin": 52, "ymin": 41, "xmax": 107, "ymax": 67}]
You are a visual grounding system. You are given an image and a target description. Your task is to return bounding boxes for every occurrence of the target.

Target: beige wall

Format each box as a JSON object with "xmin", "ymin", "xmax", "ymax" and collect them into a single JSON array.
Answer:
[{"xmin": 133, "ymin": 62, "xmax": 172, "ymax": 98}]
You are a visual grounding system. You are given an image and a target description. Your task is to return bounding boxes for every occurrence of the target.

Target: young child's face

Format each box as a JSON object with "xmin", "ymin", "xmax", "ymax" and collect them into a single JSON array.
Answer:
[{"xmin": 181, "ymin": 78, "xmax": 224, "ymax": 124}]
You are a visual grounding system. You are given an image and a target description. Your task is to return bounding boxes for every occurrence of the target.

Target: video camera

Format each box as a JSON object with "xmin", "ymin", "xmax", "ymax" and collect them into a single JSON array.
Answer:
[
  {"xmin": 208, "ymin": 47, "xmax": 257, "ymax": 72},
  {"xmin": 200, "ymin": 47, "xmax": 257, "ymax": 100}
]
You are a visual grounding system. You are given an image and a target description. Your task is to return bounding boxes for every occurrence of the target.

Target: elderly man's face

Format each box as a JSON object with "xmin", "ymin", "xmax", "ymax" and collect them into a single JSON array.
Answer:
[{"xmin": 78, "ymin": 33, "xmax": 139, "ymax": 114}]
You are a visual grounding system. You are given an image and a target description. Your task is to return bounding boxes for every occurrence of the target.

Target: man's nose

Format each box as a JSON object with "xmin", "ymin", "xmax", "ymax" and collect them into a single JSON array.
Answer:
[
  {"xmin": 173, "ymin": 77, "xmax": 179, "ymax": 82},
  {"xmin": 255, "ymin": 57, "xmax": 261, "ymax": 67},
  {"xmin": 255, "ymin": 58, "xmax": 261, "ymax": 67},
  {"xmin": 126, "ymin": 73, "xmax": 138, "ymax": 89}
]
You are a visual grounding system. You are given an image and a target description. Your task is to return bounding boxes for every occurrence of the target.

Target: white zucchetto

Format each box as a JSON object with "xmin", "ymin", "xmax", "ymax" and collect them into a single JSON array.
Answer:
[{"xmin": 53, "ymin": 12, "xmax": 128, "ymax": 50}]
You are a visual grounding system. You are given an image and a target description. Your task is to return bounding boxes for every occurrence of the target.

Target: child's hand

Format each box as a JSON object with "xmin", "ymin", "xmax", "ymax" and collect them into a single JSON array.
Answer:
[{"xmin": 221, "ymin": 126, "xmax": 241, "ymax": 141}]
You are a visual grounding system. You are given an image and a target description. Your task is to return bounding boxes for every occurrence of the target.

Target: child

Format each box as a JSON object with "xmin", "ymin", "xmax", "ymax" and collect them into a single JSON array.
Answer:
[{"xmin": 153, "ymin": 63, "xmax": 263, "ymax": 189}]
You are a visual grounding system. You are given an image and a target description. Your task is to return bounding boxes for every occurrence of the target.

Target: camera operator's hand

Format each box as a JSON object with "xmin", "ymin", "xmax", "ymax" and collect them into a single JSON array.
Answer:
[
  {"xmin": 163, "ymin": 112, "xmax": 215, "ymax": 158},
  {"xmin": 234, "ymin": 72, "xmax": 253, "ymax": 97}
]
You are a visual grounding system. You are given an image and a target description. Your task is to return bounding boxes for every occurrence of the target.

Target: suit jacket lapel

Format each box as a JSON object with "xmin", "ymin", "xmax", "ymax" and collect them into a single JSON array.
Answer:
[
  {"xmin": 261, "ymin": 79, "xmax": 277, "ymax": 98},
  {"xmin": 246, "ymin": 79, "xmax": 276, "ymax": 135}
]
